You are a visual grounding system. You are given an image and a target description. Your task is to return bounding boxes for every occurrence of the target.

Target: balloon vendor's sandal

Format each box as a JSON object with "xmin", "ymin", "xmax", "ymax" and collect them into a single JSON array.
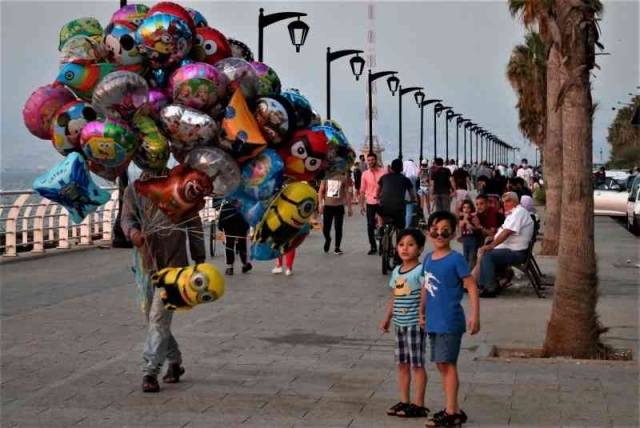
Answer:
[
  {"xmin": 397, "ymin": 403, "xmax": 430, "ymax": 418},
  {"xmin": 141, "ymin": 375, "xmax": 159, "ymax": 393},
  {"xmin": 425, "ymin": 409, "xmax": 468, "ymax": 426},
  {"xmin": 386, "ymin": 402, "xmax": 409, "ymax": 416},
  {"xmin": 162, "ymin": 363, "xmax": 185, "ymax": 384}
]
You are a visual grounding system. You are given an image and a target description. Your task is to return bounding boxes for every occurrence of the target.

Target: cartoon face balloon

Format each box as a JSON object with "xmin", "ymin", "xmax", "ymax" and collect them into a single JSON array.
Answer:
[
  {"xmin": 238, "ymin": 149, "xmax": 284, "ymax": 201},
  {"xmin": 190, "ymin": 27, "xmax": 231, "ymax": 65},
  {"xmin": 80, "ymin": 118, "xmax": 138, "ymax": 167},
  {"xmin": 103, "ymin": 21, "xmax": 142, "ymax": 65},
  {"xmin": 110, "ymin": 4, "xmax": 149, "ymax": 27},
  {"xmin": 168, "ymin": 62, "xmax": 228, "ymax": 111},
  {"xmin": 59, "ymin": 35, "xmax": 104, "ymax": 66},
  {"xmin": 23, "ymin": 84, "xmax": 76, "ymax": 140},
  {"xmin": 281, "ymin": 89, "xmax": 313, "ymax": 130},
  {"xmin": 134, "ymin": 164, "xmax": 213, "ymax": 223},
  {"xmin": 92, "ymin": 71, "xmax": 149, "ymax": 120},
  {"xmin": 184, "ymin": 147, "xmax": 241, "ymax": 198},
  {"xmin": 152, "ymin": 263, "xmax": 224, "ymax": 311},
  {"xmin": 132, "ymin": 115, "xmax": 170, "ymax": 171},
  {"xmin": 316, "ymin": 124, "xmax": 354, "ymax": 178},
  {"xmin": 159, "ymin": 104, "xmax": 218, "ymax": 153},
  {"xmin": 33, "ymin": 152, "xmax": 111, "ymax": 224},
  {"xmin": 186, "ymin": 7, "xmax": 209, "ymax": 28},
  {"xmin": 251, "ymin": 62, "xmax": 282, "ymax": 96},
  {"xmin": 147, "ymin": 2, "xmax": 197, "ymax": 34},
  {"xmin": 251, "ymin": 182, "xmax": 317, "ymax": 260},
  {"xmin": 278, "ymin": 128, "xmax": 330, "ymax": 181},
  {"xmin": 59, "ymin": 17, "xmax": 103, "ymax": 51},
  {"xmin": 56, "ymin": 62, "xmax": 144, "ymax": 100},
  {"xmin": 219, "ymin": 91, "xmax": 267, "ymax": 163},
  {"xmin": 135, "ymin": 14, "xmax": 192, "ymax": 69},
  {"xmin": 51, "ymin": 101, "xmax": 97, "ymax": 156},
  {"xmin": 254, "ymin": 95, "xmax": 294, "ymax": 145}
]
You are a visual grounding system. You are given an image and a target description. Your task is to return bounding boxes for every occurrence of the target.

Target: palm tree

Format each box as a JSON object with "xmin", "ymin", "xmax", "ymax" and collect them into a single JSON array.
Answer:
[
  {"xmin": 506, "ymin": 31, "xmax": 548, "ymax": 148},
  {"xmin": 543, "ymin": 0, "xmax": 605, "ymax": 358},
  {"xmin": 508, "ymin": 0, "xmax": 562, "ymax": 256},
  {"xmin": 608, "ymin": 96, "xmax": 640, "ymax": 168}
]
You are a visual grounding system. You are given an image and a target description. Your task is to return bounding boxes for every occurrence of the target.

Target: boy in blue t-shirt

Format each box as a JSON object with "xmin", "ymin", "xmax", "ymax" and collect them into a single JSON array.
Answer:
[
  {"xmin": 380, "ymin": 229, "xmax": 429, "ymax": 419},
  {"xmin": 421, "ymin": 211, "xmax": 480, "ymax": 427}
]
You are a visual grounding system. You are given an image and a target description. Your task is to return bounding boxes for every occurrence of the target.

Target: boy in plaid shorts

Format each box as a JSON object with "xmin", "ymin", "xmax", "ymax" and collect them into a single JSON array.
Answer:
[{"xmin": 380, "ymin": 229, "xmax": 429, "ymax": 419}]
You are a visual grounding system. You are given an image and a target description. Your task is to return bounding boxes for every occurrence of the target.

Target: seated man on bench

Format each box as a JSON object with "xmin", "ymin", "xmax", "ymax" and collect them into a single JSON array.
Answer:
[{"xmin": 472, "ymin": 192, "xmax": 534, "ymax": 298}]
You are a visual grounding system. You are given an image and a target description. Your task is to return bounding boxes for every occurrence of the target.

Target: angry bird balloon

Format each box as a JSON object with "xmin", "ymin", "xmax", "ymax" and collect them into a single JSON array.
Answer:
[
  {"xmin": 252, "ymin": 182, "xmax": 317, "ymax": 260},
  {"xmin": 152, "ymin": 263, "xmax": 224, "ymax": 311},
  {"xmin": 278, "ymin": 128, "xmax": 330, "ymax": 181},
  {"xmin": 189, "ymin": 27, "xmax": 231, "ymax": 65},
  {"xmin": 134, "ymin": 164, "xmax": 213, "ymax": 223}
]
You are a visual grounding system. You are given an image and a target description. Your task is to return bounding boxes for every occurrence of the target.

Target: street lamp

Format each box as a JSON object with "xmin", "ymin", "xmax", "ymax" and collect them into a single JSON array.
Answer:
[
  {"xmin": 445, "ymin": 111, "xmax": 461, "ymax": 162},
  {"xmin": 367, "ymin": 69, "xmax": 399, "ymax": 154},
  {"xmin": 433, "ymin": 103, "xmax": 451, "ymax": 159},
  {"xmin": 398, "ymin": 85, "xmax": 423, "ymax": 161},
  {"xmin": 258, "ymin": 8, "xmax": 309, "ymax": 62},
  {"xmin": 465, "ymin": 122, "xmax": 475, "ymax": 164},
  {"xmin": 326, "ymin": 47, "xmax": 365, "ymax": 120},
  {"xmin": 457, "ymin": 118, "xmax": 470, "ymax": 164},
  {"xmin": 417, "ymin": 98, "xmax": 441, "ymax": 164}
]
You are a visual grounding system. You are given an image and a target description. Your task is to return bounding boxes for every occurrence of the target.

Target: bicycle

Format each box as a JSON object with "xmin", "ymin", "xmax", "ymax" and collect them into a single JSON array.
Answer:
[{"xmin": 379, "ymin": 217, "xmax": 397, "ymax": 275}]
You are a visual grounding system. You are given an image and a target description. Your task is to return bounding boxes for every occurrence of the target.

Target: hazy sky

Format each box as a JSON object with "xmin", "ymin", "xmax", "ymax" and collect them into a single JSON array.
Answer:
[{"xmin": 1, "ymin": 0, "xmax": 638, "ymax": 174}]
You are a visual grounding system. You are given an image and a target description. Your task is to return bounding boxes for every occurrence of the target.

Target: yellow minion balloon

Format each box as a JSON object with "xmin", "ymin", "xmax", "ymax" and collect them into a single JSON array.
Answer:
[
  {"xmin": 253, "ymin": 182, "xmax": 317, "ymax": 253},
  {"xmin": 151, "ymin": 263, "xmax": 225, "ymax": 311}
]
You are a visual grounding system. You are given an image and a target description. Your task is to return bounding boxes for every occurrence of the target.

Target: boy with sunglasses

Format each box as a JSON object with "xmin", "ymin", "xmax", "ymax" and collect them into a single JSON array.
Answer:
[{"xmin": 421, "ymin": 211, "xmax": 480, "ymax": 427}]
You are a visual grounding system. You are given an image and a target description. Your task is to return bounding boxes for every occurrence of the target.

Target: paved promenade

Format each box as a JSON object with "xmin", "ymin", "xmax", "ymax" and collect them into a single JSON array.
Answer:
[{"xmin": 1, "ymin": 212, "xmax": 638, "ymax": 427}]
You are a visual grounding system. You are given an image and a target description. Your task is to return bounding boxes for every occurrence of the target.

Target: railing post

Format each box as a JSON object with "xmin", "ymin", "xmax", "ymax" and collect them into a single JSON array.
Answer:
[
  {"xmin": 4, "ymin": 194, "xmax": 30, "ymax": 257},
  {"xmin": 58, "ymin": 209, "xmax": 70, "ymax": 249},
  {"xmin": 22, "ymin": 206, "xmax": 33, "ymax": 245},
  {"xmin": 79, "ymin": 211, "xmax": 92, "ymax": 246},
  {"xmin": 49, "ymin": 205, "xmax": 59, "ymax": 243},
  {"xmin": 102, "ymin": 190, "xmax": 119, "ymax": 242},
  {"xmin": 32, "ymin": 199, "xmax": 51, "ymax": 253}
]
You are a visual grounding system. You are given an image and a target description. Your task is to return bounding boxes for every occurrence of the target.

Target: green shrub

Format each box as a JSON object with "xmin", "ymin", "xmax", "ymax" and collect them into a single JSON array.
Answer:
[{"xmin": 534, "ymin": 187, "xmax": 546, "ymax": 204}]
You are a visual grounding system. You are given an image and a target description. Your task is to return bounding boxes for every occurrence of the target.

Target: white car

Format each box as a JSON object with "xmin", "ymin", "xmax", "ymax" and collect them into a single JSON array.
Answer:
[
  {"xmin": 627, "ymin": 174, "xmax": 640, "ymax": 235},
  {"xmin": 594, "ymin": 177, "xmax": 629, "ymax": 217}
]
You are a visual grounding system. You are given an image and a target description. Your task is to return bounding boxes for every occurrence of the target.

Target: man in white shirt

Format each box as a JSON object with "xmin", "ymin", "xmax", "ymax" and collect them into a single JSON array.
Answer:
[
  {"xmin": 472, "ymin": 192, "xmax": 534, "ymax": 297},
  {"xmin": 516, "ymin": 159, "xmax": 534, "ymax": 188}
]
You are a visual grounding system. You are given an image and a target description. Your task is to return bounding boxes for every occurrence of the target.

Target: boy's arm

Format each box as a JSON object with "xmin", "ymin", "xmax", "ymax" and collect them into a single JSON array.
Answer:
[
  {"xmin": 380, "ymin": 292, "xmax": 394, "ymax": 333},
  {"xmin": 463, "ymin": 276, "xmax": 480, "ymax": 334},
  {"xmin": 419, "ymin": 286, "xmax": 426, "ymax": 329}
]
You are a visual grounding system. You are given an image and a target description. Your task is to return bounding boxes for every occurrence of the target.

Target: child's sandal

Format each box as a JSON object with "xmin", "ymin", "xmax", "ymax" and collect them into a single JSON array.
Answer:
[
  {"xmin": 397, "ymin": 403, "xmax": 430, "ymax": 418},
  {"xmin": 386, "ymin": 402, "xmax": 409, "ymax": 416},
  {"xmin": 425, "ymin": 409, "xmax": 467, "ymax": 426}
]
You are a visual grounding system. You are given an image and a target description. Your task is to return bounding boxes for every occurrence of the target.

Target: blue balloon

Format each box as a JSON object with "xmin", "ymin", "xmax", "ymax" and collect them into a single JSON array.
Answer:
[
  {"xmin": 313, "ymin": 124, "xmax": 353, "ymax": 177},
  {"xmin": 227, "ymin": 193, "xmax": 269, "ymax": 226},
  {"xmin": 33, "ymin": 152, "xmax": 111, "ymax": 224},
  {"xmin": 280, "ymin": 88, "xmax": 313, "ymax": 130},
  {"xmin": 239, "ymin": 149, "xmax": 284, "ymax": 200}
]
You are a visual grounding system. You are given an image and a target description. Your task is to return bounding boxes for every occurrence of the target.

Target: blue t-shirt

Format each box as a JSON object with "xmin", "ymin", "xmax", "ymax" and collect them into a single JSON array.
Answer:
[
  {"xmin": 423, "ymin": 251, "xmax": 470, "ymax": 334},
  {"xmin": 389, "ymin": 264, "xmax": 424, "ymax": 327}
]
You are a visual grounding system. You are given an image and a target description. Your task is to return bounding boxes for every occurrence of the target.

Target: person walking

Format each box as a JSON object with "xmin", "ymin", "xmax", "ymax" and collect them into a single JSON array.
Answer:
[
  {"xmin": 273, "ymin": 250, "xmax": 296, "ymax": 276},
  {"xmin": 359, "ymin": 152, "xmax": 388, "ymax": 255},
  {"xmin": 319, "ymin": 172, "xmax": 352, "ymax": 255},
  {"xmin": 353, "ymin": 164, "xmax": 363, "ymax": 203},
  {"xmin": 418, "ymin": 160, "xmax": 432, "ymax": 221},
  {"xmin": 403, "ymin": 159, "xmax": 420, "ymax": 227},
  {"xmin": 218, "ymin": 201, "xmax": 252, "ymax": 275},
  {"xmin": 121, "ymin": 169, "xmax": 206, "ymax": 393},
  {"xmin": 429, "ymin": 158, "xmax": 454, "ymax": 213}
]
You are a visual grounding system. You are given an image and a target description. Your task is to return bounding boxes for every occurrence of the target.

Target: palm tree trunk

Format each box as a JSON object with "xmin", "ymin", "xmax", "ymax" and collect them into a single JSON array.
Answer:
[
  {"xmin": 543, "ymin": 0, "xmax": 603, "ymax": 358},
  {"xmin": 540, "ymin": 45, "xmax": 562, "ymax": 256}
]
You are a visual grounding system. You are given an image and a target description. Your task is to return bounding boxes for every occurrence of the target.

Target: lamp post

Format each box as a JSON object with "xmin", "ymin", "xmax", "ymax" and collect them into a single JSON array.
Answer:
[
  {"xmin": 444, "ymin": 110, "xmax": 462, "ymax": 163},
  {"xmin": 433, "ymin": 104, "xmax": 451, "ymax": 159},
  {"xmin": 465, "ymin": 122, "xmax": 474, "ymax": 164},
  {"xmin": 397, "ymin": 85, "xmax": 423, "ymax": 161},
  {"xmin": 367, "ymin": 69, "xmax": 399, "ymax": 154},
  {"xmin": 326, "ymin": 47, "xmax": 364, "ymax": 120},
  {"xmin": 457, "ymin": 118, "xmax": 470, "ymax": 164},
  {"xmin": 417, "ymin": 98, "xmax": 441, "ymax": 164},
  {"xmin": 476, "ymin": 128, "xmax": 484, "ymax": 162},
  {"xmin": 258, "ymin": 8, "xmax": 310, "ymax": 62}
]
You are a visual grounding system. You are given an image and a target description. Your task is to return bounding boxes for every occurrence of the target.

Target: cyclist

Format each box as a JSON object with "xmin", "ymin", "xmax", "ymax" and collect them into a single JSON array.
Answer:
[{"xmin": 378, "ymin": 159, "xmax": 417, "ymax": 233}]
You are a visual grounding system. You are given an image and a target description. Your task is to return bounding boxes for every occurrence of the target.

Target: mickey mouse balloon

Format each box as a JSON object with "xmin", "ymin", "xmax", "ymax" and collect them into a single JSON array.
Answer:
[{"xmin": 51, "ymin": 101, "xmax": 97, "ymax": 156}]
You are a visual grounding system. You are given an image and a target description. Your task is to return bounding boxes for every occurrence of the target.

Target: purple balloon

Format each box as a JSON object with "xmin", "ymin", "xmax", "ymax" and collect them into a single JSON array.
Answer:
[
  {"xmin": 168, "ymin": 62, "xmax": 229, "ymax": 110},
  {"xmin": 148, "ymin": 88, "xmax": 169, "ymax": 113}
]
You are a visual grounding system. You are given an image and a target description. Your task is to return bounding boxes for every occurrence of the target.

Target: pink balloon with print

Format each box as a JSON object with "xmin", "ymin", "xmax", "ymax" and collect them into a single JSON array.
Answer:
[
  {"xmin": 23, "ymin": 84, "xmax": 76, "ymax": 140},
  {"xmin": 168, "ymin": 62, "xmax": 229, "ymax": 111}
]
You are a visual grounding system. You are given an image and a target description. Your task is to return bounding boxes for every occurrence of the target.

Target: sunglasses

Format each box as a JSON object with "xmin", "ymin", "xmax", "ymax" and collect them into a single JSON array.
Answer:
[{"xmin": 429, "ymin": 230, "xmax": 451, "ymax": 239}]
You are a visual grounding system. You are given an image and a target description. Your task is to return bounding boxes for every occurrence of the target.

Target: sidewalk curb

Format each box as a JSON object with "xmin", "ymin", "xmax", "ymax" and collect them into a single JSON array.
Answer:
[{"xmin": 0, "ymin": 242, "xmax": 120, "ymax": 266}]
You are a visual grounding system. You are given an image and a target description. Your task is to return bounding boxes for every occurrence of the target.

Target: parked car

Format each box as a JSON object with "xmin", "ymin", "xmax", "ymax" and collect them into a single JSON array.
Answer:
[
  {"xmin": 627, "ymin": 174, "xmax": 640, "ymax": 235},
  {"xmin": 594, "ymin": 177, "xmax": 628, "ymax": 217}
]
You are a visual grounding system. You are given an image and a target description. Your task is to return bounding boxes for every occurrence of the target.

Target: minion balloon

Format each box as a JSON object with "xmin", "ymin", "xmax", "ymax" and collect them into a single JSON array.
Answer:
[
  {"xmin": 151, "ymin": 263, "xmax": 225, "ymax": 311},
  {"xmin": 252, "ymin": 182, "xmax": 317, "ymax": 260}
]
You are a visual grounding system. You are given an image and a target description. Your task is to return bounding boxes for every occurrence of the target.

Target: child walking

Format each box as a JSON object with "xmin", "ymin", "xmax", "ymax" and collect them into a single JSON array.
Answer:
[
  {"xmin": 422, "ymin": 211, "xmax": 480, "ymax": 427},
  {"xmin": 380, "ymin": 229, "xmax": 429, "ymax": 419},
  {"xmin": 458, "ymin": 200, "xmax": 478, "ymax": 269},
  {"xmin": 272, "ymin": 249, "xmax": 296, "ymax": 276},
  {"xmin": 218, "ymin": 201, "xmax": 252, "ymax": 275}
]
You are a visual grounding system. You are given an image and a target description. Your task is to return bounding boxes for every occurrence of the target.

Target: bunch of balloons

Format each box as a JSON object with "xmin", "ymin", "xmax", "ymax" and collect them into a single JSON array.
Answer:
[{"xmin": 23, "ymin": 2, "xmax": 355, "ymax": 261}]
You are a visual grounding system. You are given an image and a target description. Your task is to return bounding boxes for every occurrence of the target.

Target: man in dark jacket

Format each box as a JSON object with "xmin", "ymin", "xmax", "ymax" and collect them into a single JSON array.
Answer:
[{"xmin": 218, "ymin": 201, "xmax": 252, "ymax": 275}]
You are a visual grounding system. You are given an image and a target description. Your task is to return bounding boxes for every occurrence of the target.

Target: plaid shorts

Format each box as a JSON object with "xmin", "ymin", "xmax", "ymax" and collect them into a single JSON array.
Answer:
[{"xmin": 394, "ymin": 325, "xmax": 426, "ymax": 367}]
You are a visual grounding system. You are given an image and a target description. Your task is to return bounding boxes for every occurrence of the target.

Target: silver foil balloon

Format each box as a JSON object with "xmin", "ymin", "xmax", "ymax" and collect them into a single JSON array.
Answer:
[
  {"xmin": 214, "ymin": 57, "xmax": 259, "ymax": 104},
  {"xmin": 91, "ymin": 71, "xmax": 149, "ymax": 120},
  {"xmin": 159, "ymin": 104, "xmax": 219, "ymax": 153},
  {"xmin": 184, "ymin": 147, "xmax": 240, "ymax": 198}
]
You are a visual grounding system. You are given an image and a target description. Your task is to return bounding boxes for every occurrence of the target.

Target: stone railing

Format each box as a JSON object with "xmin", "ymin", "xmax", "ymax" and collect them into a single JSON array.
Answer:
[{"xmin": 0, "ymin": 189, "xmax": 219, "ymax": 257}]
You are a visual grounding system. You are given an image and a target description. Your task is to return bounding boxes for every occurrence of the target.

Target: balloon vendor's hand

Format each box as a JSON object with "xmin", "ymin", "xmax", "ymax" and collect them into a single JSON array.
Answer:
[{"xmin": 131, "ymin": 230, "xmax": 144, "ymax": 247}]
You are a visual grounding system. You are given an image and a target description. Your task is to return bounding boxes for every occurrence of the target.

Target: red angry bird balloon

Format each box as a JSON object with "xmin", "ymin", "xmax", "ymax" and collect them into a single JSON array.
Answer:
[
  {"xmin": 190, "ymin": 27, "xmax": 232, "ymax": 65},
  {"xmin": 134, "ymin": 164, "xmax": 213, "ymax": 223},
  {"xmin": 278, "ymin": 128, "xmax": 329, "ymax": 181}
]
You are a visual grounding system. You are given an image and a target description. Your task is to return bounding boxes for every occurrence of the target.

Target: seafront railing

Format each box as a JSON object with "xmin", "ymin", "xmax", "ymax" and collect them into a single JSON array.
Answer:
[{"xmin": 0, "ymin": 189, "xmax": 219, "ymax": 257}]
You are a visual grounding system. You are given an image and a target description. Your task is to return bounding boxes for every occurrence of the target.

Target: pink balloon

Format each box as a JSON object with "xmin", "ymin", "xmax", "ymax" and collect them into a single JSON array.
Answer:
[
  {"xmin": 148, "ymin": 88, "xmax": 169, "ymax": 113},
  {"xmin": 23, "ymin": 84, "xmax": 76, "ymax": 140}
]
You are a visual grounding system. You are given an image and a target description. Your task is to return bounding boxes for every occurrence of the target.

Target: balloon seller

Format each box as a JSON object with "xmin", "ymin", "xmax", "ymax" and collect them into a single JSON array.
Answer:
[{"xmin": 24, "ymin": 2, "xmax": 356, "ymax": 394}]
